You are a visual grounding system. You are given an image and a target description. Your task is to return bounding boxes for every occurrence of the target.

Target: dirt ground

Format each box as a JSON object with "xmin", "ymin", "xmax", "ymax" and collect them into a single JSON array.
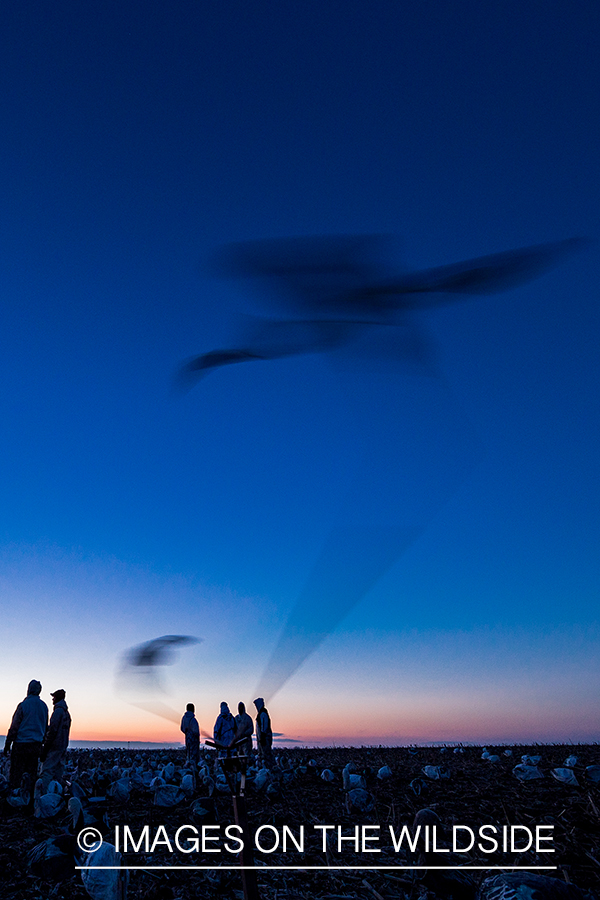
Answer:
[{"xmin": 1, "ymin": 743, "xmax": 599, "ymax": 899}]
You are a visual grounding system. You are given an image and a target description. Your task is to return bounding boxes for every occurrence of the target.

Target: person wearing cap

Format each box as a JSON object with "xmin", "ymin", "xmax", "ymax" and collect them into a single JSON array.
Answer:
[
  {"xmin": 40, "ymin": 689, "xmax": 71, "ymax": 790},
  {"xmin": 4, "ymin": 680, "xmax": 49, "ymax": 801},
  {"xmin": 253, "ymin": 698, "xmax": 273, "ymax": 768}
]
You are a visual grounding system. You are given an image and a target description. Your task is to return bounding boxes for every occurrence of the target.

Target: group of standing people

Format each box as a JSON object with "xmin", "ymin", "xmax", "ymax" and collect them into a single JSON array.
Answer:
[
  {"xmin": 180, "ymin": 697, "xmax": 273, "ymax": 767},
  {"xmin": 4, "ymin": 680, "xmax": 72, "ymax": 809},
  {"xmin": 5, "ymin": 681, "xmax": 272, "ymax": 812}
]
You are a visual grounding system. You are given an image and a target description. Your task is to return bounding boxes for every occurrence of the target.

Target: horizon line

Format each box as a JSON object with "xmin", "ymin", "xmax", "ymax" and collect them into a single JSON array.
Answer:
[{"xmin": 3, "ymin": 736, "xmax": 598, "ymax": 749}]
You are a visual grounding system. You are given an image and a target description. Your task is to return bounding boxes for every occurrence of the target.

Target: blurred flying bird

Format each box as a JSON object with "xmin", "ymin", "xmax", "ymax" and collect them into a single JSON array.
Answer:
[
  {"xmin": 178, "ymin": 235, "xmax": 587, "ymax": 387},
  {"xmin": 124, "ymin": 634, "xmax": 200, "ymax": 669},
  {"xmin": 177, "ymin": 234, "xmax": 589, "ymax": 706},
  {"xmin": 116, "ymin": 635, "xmax": 202, "ymax": 724},
  {"xmin": 215, "ymin": 234, "xmax": 587, "ymax": 702}
]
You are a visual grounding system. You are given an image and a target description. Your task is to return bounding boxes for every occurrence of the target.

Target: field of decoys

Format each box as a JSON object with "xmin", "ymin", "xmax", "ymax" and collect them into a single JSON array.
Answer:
[{"xmin": 1, "ymin": 740, "xmax": 600, "ymax": 899}]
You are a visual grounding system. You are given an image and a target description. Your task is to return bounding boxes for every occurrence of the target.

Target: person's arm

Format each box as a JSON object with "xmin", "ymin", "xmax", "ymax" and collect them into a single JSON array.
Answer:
[
  {"xmin": 41, "ymin": 708, "xmax": 61, "ymax": 760},
  {"xmin": 224, "ymin": 717, "xmax": 236, "ymax": 748},
  {"xmin": 257, "ymin": 711, "xmax": 267, "ymax": 743},
  {"xmin": 4, "ymin": 705, "xmax": 23, "ymax": 753}
]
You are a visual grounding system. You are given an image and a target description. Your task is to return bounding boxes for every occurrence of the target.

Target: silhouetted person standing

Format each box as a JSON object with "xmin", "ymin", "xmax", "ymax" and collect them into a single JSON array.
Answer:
[
  {"xmin": 213, "ymin": 702, "xmax": 237, "ymax": 754},
  {"xmin": 181, "ymin": 703, "xmax": 200, "ymax": 765},
  {"xmin": 234, "ymin": 702, "xmax": 254, "ymax": 757},
  {"xmin": 4, "ymin": 680, "xmax": 48, "ymax": 805},
  {"xmin": 253, "ymin": 697, "xmax": 273, "ymax": 768},
  {"xmin": 40, "ymin": 689, "xmax": 71, "ymax": 790}
]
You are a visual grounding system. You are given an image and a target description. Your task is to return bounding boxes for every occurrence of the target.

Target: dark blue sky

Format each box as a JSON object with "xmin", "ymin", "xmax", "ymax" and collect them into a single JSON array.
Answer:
[{"xmin": 1, "ymin": 0, "xmax": 598, "ymax": 743}]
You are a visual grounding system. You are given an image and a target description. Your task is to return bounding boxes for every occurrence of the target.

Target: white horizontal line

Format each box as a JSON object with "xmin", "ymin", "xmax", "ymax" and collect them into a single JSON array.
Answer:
[{"xmin": 76, "ymin": 865, "xmax": 558, "ymax": 871}]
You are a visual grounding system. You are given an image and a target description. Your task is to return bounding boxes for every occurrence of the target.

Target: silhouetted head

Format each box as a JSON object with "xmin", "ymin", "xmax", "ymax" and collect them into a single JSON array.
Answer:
[
  {"xmin": 51, "ymin": 689, "xmax": 66, "ymax": 703},
  {"xmin": 254, "ymin": 697, "xmax": 265, "ymax": 711},
  {"xmin": 238, "ymin": 702, "xmax": 246, "ymax": 715},
  {"xmin": 27, "ymin": 680, "xmax": 42, "ymax": 696},
  {"xmin": 220, "ymin": 702, "xmax": 229, "ymax": 714},
  {"xmin": 186, "ymin": 703, "xmax": 195, "ymax": 712}
]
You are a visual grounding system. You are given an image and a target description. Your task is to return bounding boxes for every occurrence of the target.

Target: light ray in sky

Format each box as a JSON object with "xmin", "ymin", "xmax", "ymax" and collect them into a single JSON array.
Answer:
[{"xmin": 255, "ymin": 375, "xmax": 482, "ymax": 701}]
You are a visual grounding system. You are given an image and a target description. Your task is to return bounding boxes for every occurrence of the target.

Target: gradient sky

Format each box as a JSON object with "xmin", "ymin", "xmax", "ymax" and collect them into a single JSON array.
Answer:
[{"xmin": 1, "ymin": 0, "xmax": 599, "ymax": 745}]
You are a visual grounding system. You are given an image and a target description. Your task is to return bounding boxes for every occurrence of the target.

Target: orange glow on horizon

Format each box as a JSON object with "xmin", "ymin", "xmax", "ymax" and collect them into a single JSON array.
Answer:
[
  {"xmin": 69, "ymin": 704, "xmax": 600, "ymax": 746},
  {"xmin": 71, "ymin": 730, "xmax": 181, "ymax": 743}
]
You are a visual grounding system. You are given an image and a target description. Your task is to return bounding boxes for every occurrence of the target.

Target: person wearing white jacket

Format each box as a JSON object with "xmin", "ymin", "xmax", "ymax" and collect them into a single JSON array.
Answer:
[
  {"xmin": 234, "ymin": 702, "xmax": 254, "ymax": 757},
  {"xmin": 40, "ymin": 689, "xmax": 71, "ymax": 790},
  {"xmin": 4, "ymin": 680, "xmax": 48, "ymax": 802},
  {"xmin": 253, "ymin": 698, "xmax": 273, "ymax": 768},
  {"xmin": 181, "ymin": 703, "xmax": 200, "ymax": 765}
]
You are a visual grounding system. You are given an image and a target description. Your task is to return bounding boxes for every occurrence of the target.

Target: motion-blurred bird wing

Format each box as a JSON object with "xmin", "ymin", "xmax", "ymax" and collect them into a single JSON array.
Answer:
[
  {"xmin": 177, "ymin": 318, "xmax": 360, "ymax": 387},
  {"xmin": 368, "ymin": 237, "xmax": 588, "ymax": 306},
  {"xmin": 125, "ymin": 635, "xmax": 200, "ymax": 667},
  {"xmin": 211, "ymin": 235, "xmax": 390, "ymax": 316}
]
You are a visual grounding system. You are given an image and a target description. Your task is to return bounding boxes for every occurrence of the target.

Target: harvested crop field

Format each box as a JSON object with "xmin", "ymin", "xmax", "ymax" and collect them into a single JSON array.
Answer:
[{"xmin": 1, "ymin": 743, "xmax": 599, "ymax": 899}]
